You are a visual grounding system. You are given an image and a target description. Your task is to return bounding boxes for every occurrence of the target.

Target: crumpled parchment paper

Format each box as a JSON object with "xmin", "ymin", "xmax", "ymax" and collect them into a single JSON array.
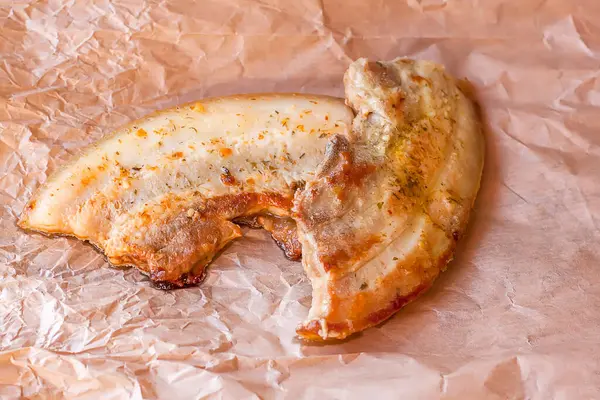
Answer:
[{"xmin": 2, "ymin": 0, "xmax": 600, "ymax": 398}]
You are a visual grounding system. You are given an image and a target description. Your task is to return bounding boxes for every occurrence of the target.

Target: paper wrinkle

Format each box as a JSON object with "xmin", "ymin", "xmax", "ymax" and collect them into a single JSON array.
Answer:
[{"xmin": 2, "ymin": 0, "xmax": 600, "ymax": 398}]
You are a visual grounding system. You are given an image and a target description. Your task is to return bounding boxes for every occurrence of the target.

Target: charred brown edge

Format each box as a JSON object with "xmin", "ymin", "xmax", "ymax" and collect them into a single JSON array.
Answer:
[
  {"xmin": 17, "ymin": 191, "xmax": 299, "ymax": 289},
  {"xmin": 296, "ymin": 244, "xmax": 457, "ymax": 341},
  {"xmin": 272, "ymin": 236, "xmax": 302, "ymax": 261},
  {"xmin": 151, "ymin": 269, "xmax": 208, "ymax": 290},
  {"xmin": 234, "ymin": 215, "xmax": 302, "ymax": 261},
  {"xmin": 14, "ymin": 226, "xmax": 211, "ymax": 290}
]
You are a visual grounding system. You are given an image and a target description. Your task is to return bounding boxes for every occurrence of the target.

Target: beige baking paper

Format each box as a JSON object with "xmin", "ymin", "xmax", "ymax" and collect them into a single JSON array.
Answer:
[{"xmin": 1, "ymin": 0, "xmax": 600, "ymax": 398}]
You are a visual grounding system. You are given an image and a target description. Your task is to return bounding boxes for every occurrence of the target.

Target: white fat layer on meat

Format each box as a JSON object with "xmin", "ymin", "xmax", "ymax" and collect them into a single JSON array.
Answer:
[{"xmin": 22, "ymin": 95, "xmax": 353, "ymax": 243}]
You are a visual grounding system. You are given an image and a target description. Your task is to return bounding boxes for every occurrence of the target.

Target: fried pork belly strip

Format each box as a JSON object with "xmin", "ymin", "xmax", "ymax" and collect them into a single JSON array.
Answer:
[
  {"xmin": 19, "ymin": 94, "xmax": 353, "ymax": 287},
  {"xmin": 294, "ymin": 58, "xmax": 484, "ymax": 340}
]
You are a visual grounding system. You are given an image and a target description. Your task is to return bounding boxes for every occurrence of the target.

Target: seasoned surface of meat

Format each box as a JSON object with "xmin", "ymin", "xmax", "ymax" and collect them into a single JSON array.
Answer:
[
  {"xmin": 19, "ymin": 94, "xmax": 353, "ymax": 287},
  {"xmin": 294, "ymin": 58, "xmax": 484, "ymax": 340}
]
